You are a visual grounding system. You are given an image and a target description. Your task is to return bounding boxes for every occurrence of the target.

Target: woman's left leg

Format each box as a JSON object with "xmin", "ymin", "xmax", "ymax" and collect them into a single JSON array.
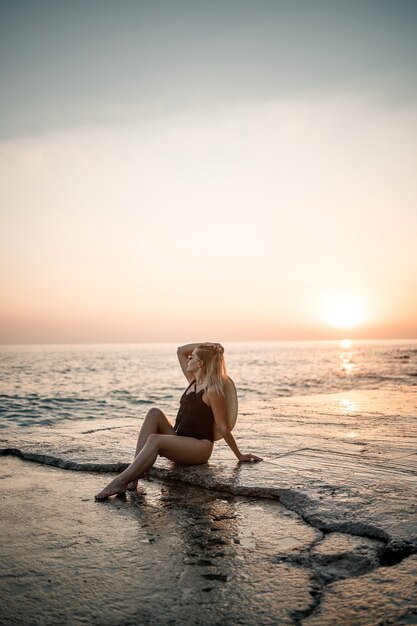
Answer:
[{"xmin": 95, "ymin": 435, "xmax": 213, "ymax": 500}]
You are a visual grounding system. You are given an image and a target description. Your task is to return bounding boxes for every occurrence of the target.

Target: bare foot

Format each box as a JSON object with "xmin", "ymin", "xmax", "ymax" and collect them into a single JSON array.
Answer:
[
  {"xmin": 95, "ymin": 477, "xmax": 127, "ymax": 501},
  {"xmin": 126, "ymin": 480, "xmax": 138, "ymax": 491}
]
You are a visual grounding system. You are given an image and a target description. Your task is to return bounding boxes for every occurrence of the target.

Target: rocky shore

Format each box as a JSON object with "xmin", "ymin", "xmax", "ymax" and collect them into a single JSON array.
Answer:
[{"xmin": 1, "ymin": 387, "xmax": 416, "ymax": 625}]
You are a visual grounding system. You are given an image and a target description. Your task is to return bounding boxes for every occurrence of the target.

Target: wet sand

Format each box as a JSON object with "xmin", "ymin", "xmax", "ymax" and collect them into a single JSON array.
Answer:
[{"xmin": 1, "ymin": 387, "xmax": 416, "ymax": 625}]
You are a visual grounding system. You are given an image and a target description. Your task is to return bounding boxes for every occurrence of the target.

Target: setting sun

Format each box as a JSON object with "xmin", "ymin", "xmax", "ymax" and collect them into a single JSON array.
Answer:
[{"xmin": 323, "ymin": 295, "xmax": 367, "ymax": 329}]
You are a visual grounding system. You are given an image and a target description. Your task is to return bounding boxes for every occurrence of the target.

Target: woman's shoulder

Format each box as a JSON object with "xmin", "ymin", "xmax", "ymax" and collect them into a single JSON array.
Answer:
[{"xmin": 205, "ymin": 384, "xmax": 226, "ymax": 400}]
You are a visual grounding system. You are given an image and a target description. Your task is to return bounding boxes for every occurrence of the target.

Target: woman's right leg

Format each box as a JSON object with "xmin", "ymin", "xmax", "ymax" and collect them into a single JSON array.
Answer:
[
  {"xmin": 127, "ymin": 407, "xmax": 175, "ymax": 490},
  {"xmin": 133, "ymin": 407, "xmax": 175, "ymax": 458}
]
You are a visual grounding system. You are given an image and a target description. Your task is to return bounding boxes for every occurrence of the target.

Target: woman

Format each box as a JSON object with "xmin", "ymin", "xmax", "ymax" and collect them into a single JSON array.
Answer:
[{"xmin": 95, "ymin": 342, "xmax": 262, "ymax": 500}]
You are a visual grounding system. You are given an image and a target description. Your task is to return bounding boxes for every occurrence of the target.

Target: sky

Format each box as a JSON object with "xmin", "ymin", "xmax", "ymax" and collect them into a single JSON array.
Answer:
[{"xmin": 1, "ymin": 0, "xmax": 417, "ymax": 343}]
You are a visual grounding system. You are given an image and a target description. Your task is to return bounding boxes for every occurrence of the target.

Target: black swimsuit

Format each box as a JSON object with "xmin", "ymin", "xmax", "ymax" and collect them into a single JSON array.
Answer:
[{"xmin": 173, "ymin": 380, "xmax": 215, "ymax": 443}]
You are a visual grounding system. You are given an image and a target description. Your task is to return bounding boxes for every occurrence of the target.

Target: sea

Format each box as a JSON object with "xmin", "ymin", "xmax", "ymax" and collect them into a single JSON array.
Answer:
[{"xmin": 1, "ymin": 340, "xmax": 416, "ymax": 430}]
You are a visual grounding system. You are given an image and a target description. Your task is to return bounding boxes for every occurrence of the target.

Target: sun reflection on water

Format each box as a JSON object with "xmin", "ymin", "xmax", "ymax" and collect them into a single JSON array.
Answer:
[
  {"xmin": 339, "ymin": 398, "xmax": 359, "ymax": 414},
  {"xmin": 346, "ymin": 431, "xmax": 358, "ymax": 438},
  {"xmin": 339, "ymin": 339, "xmax": 357, "ymax": 376}
]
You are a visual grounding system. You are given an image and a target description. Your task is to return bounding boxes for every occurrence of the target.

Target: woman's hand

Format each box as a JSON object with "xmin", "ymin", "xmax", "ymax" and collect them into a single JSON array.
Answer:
[
  {"xmin": 238, "ymin": 453, "xmax": 263, "ymax": 463},
  {"xmin": 203, "ymin": 342, "xmax": 224, "ymax": 354}
]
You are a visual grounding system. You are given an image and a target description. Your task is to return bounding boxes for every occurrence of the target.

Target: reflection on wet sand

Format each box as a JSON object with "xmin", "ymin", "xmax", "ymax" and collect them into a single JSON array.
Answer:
[{"xmin": 158, "ymin": 482, "xmax": 239, "ymax": 593}]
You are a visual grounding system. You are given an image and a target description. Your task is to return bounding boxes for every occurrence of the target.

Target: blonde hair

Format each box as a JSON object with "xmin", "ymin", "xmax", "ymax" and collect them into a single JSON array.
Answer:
[{"xmin": 195, "ymin": 344, "xmax": 228, "ymax": 395}]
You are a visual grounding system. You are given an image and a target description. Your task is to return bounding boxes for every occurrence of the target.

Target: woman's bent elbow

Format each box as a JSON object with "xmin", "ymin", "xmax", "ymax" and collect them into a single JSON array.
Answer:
[{"xmin": 218, "ymin": 427, "xmax": 231, "ymax": 439}]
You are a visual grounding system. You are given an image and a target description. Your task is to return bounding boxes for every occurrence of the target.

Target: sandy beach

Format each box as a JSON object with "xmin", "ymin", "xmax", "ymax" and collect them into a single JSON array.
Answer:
[{"xmin": 1, "ymin": 387, "xmax": 416, "ymax": 625}]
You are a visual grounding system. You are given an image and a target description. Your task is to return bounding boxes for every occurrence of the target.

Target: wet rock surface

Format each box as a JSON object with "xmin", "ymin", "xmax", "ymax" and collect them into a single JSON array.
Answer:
[
  {"xmin": 303, "ymin": 555, "xmax": 417, "ymax": 626},
  {"xmin": 1, "ymin": 457, "xmax": 318, "ymax": 626},
  {"xmin": 0, "ymin": 457, "xmax": 416, "ymax": 626},
  {"xmin": 1, "ymin": 387, "xmax": 416, "ymax": 624},
  {"xmin": 309, "ymin": 532, "xmax": 385, "ymax": 584}
]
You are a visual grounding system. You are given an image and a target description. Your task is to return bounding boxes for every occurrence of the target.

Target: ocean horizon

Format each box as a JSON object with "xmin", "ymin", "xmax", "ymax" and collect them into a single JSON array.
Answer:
[{"xmin": 1, "ymin": 339, "xmax": 416, "ymax": 430}]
